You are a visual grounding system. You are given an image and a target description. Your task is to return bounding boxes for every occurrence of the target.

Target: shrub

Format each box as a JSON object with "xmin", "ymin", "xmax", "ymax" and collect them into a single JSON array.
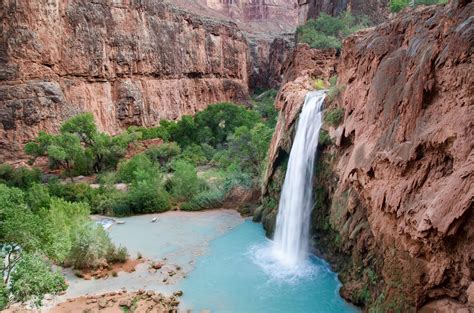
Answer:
[
  {"xmin": 313, "ymin": 79, "xmax": 326, "ymax": 90},
  {"xmin": 319, "ymin": 129, "xmax": 332, "ymax": 147},
  {"xmin": 9, "ymin": 254, "xmax": 67, "ymax": 305},
  {"xmin": 252, "ymin": 89, "xmax": 278, "ymax": 128},
  {"xmin": 327, "ymin": 75, "xmax": 345, "ymax": 102},
  {"xmin": 145, "ymin": 143, "xmax": 181, "ymax": 166},
  {"xmin": 389, "ymin": 0, "xmax": 447, "ymax": 12},
  {"xmin": 67, "ymin": 223, "xmax": 115, "ymax": 269},
  {"xmin": 106, "ymin": 245, "xmax": 128, "ymax": 264},
  {"xmin": 296, "ymin": 12, "xmax": 369, "ymax": 49},
  {"xmin": 181, "ymin": 187, "xmax": 226, "ymax": 211},
  {"xmin": 47, "ymin": 181, "xmax": 102, "ymax": 208},
  {"xmin": 116, "ymin": 154, "xmax": 154, "ymax": 183},
  {"xmin": 42, "ymin": 198, "xmax": 90, "ymax": 263},
  {"xmin": 0, "ymin": 281, "xmax": 8, "ymax": 310},
  {"xmin": 0, "ymin": 164, "xmax": 41, "ymax": 189},
  {"xmin": 127, "ymin": 171, "xmax": 170, "ymax": 214},
  {"xmin": 25, "ymin": 183, "xmax": 51, "ymax": 212},
  {"xmin": 168, "ymin": 160, "xmax": 203, "ymax": 202},
  {"xmin": 227, "ymin": 123, "xmax": 273, "ymax": 177},
  {"xmin": 179, "ymin": 144, "xmax": 208, "ymax": 166},
  {"xmin": 97, "ymin": 192, "xmax": 131, "ymax": 216},
  {"xmin": 324, "ymin": 108, "xmax": 345, "ymax": 127}
]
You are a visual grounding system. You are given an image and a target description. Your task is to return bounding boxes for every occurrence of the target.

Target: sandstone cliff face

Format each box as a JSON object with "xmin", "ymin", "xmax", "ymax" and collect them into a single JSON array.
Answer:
[
  {"xmin": 298, "ymin": 0, "xmax": 389, "ymax": 24},
  {"xmin": 262, "ymin": 1, "xmax": 473, "ymax": 311},
  {"xmin": 168, "ymin": 0, "xmax": 299, "ymax": 91},
  {"xmin": 0, "ymin": 0, "xmax": 249, "ymax": 160}
]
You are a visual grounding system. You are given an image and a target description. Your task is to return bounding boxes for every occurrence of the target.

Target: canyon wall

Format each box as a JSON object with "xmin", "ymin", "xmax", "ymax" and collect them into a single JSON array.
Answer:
[
  {"xmin": 0, "ymin": 0, "xmax": 249, "ymax": 160},
  {"xmin": 261, "ymin": 1, "xmax": 473, "ymax": 311},
  {"xmin": 168, "ymin": 0, "xmax": 299, "ymax": 91},
  {"xmin": 298, "ymin": 0, "xmax": 390, "ymax": 24}
]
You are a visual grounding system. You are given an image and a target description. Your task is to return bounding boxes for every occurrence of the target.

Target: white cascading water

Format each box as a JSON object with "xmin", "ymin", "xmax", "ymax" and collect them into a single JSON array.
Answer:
[
  {"xmin": 251, "ymin": 90, "xmax": 325, "ymax": 280},
  {"xmin": 272, "ymin": 90, "xmax": 325, "ymax": 268}
]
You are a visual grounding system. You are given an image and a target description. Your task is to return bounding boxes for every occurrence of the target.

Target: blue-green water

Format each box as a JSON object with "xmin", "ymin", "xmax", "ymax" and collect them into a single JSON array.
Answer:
[
  {"xmin": 83, "ymin": 212, "xmax": 357, "ymax": 313},
  {"xmin": 180, "ymin": 220, "xmax": 358, "ymax": 313}
]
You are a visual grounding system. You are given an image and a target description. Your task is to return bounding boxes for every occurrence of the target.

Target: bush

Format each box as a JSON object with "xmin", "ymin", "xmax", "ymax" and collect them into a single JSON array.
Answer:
[
  {"xmin": 313, "ymin": 79, "xmax": 326, "ymax": 90},
  {"xmin": 252, "ymin": 89, "xmax": 278, "ymax": 128},
  {"xmin": 106, "ymin": 245, "xmax": 128, "ymax": 264},
  {"xmin": 67, "ymin": 223, "xmax": 115, "ymax": 269},
  {"xmin": 327, "ymin": 75, "xmax": 345, "ymax": 102},
  {"xmin": 0, "ymin": 281, "xmax": 8, "ymax": 310},
  {"xmin": 227, "ymin": 123, "xmax": 273, "ymax": 177},
  {"xmin": 389, "ymin": 0, "xmax": 447, "ymax": 12},
  {"xmin": 42, "ymin": 198, "xmax": 90, "ymax": 263},
  {"xmin": 168, "ymin": 160, "xmax": 203, "ymax": 202},
  {"xmin": 181, "ymin": 187, "xmax": 226, "ymax": 211},
  {"xmin": 324, "ymin": 108, "xmax": 345, "ymax": 127},
  {"xmin": 116, "ymin": 154, "xmax": 154, "ymax": 183},
  {"xmin": 319, "ymin": 129, "xmax": 332, "ymax": 147},
  {"xmin": 25, "ymin": 183, "xmax": 51, "ymax": 212},
  {"xmin": 0, "ymin": 164, "xmax": 41, "ymax": 189},
  {"xmin": 297, "ymin": 12, "xmax": 369, "ymax": 49},
  {"xmin": 127, "ymin": 170, "xmax": 170, "ymax": 214},
  {"xmin": 179, "ymin": 144, "xmax": 208, "ymax": 166},
  {"xmin": 9, "ymin": 254, "xmax": 67, "ymax": 305},
  {"xmin": 47, "ymin": 180, "xmax": 102, "ymax": 209},
  {"xmin": 145, "ymin": 143, "xmax": 181, "ymax": 166},
  {"xmin": 95, "ymin": 191, "xmax": 131, "ymax": 216}
]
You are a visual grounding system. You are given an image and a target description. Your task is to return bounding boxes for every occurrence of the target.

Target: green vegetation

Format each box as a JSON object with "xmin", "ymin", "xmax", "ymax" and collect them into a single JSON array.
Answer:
[
  {"xmin": 319, "ymin": 129, "xmax": 332, "ymax": 147},
  {"xmin": 327, "ymin": 75, "xmax": 345, "ymax": 102},
  {"xmin": 0, "ymin": 183, "xmax": 127, "ymax": 307},
  {"xmin": 10, "ymin": 254, "xmax": 67, "ymax": 305},
  {"xmin": 25, "ymin": 113, "xmax": 139, "ymax": 179},
  {"xmin": 324, "ymin": 108, "xmax": 345, "ymax": 127},
  {"xmin": 313, "ymin": 79, "xmax": 326, "ymax": 90},
  {"xmin": 296, "ymin": 12, "xmax": 369, "ymax": 49},
  {"xmin": 0, "ymin": 89, "xmax": 278, "ymax": 309},
  {"xmin": 389, "ymin": 0, "xmax": 448, "ymax": 12}
]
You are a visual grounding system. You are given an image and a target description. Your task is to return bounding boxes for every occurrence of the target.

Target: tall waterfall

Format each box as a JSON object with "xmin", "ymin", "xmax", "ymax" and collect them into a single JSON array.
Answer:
[{"xmin": 272, "ymin": 90, "xmax": 325, "ymax": 268}]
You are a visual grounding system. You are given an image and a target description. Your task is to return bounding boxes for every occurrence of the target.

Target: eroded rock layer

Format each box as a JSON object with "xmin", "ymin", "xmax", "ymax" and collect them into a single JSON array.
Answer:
[
  {"xmin": 298, "ymin": 0, "xmax": 389, "ymax": 24},
  {"xmin": 262, "ymin": 2, "xmax": 473, "ymax": 311},
  {"xmin": 0, "ymin": 0, "xmax": 249, "ymax": 160}
]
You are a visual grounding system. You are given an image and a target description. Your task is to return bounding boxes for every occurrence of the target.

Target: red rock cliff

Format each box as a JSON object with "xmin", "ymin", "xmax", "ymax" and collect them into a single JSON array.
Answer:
[
  {"xmin": 0, "ymin": 0, "xmax": 249, "ymax": 160},
  {"xmin": 262, "ymin": 1, "xmax": 473, "ymax": 311},
  {"xmin": 168, "ymin": 0, "xmax": 299, "ymax": 91}
]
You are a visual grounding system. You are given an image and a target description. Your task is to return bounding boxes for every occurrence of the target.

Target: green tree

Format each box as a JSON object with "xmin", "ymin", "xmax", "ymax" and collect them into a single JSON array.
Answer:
[
  {"xmin": 169, "ymin": 160, "xmax": 202, "ymax": 202},
  {"xmin": 9, "ymin": 254, "xmax": 67, "ymax": 305},
  {"xmin": 0, "ymin": 281, "xmax": 7, "ymax": 310},
  {"xmin": 145, "ymin": 143, "xmax": 181, "ymax": 166},
  {"xmin": 116, "ymin": 153, "xmax": 154, "ymax": 183},
  {"xmin": 0, "ymin": 185, "xmax": 42, "ymax": 283},
  {"xmin": 47, "ymin": 133, "xmax": 84, "ymax": 181},
  {"xmin": 296, "ymin": 12, "xmax": 369, "ymax": 49},
  {"xmin": 228, "ymin": 123, "xmax": 273, "ymax": 177},
  {"xmin": 60, "ymin": 112, "xmax": 97, "ymax": 145}
]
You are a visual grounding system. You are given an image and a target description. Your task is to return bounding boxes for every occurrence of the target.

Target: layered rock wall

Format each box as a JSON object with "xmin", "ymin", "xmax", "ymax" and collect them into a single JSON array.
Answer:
[
  {"xmin": 298, "ymin": 0, "xmax": 389, "ymax": 24},
  {"xmin": 262, "ymin": 1, "xmax": 473, "ymax": 311},
  {"xmin": 168, "ymin": 0, "xmax": 299, "ymax": 91},
  {"xmin": 0, "ymin": 0, "xmax": 249, "ymax": 160}
]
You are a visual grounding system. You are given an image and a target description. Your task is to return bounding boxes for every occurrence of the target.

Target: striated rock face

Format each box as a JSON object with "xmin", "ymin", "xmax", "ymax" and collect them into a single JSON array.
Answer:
[
  {"xmin": 0, "ymin": 0, "xmax": 249, "ymax": 160},
  {"xmin": 263, "ymin": 2, "xmax": 473, "ymax": 311},
  {"xmin": 335, "ymin": 1, "xmax": 473, "ymax": 309},
  {"xmin": 298, "ymin": 0, "xmax": 389, "ymax": 24},
  {"xmin": 168, "ymin": 0, "xmax": 299, "ymax": 91}
]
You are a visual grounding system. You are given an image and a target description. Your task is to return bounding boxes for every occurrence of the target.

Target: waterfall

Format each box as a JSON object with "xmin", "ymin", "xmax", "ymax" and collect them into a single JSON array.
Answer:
[{"xmin": 272, "ymin": 90, "xmax": 325, "ymax": 268}]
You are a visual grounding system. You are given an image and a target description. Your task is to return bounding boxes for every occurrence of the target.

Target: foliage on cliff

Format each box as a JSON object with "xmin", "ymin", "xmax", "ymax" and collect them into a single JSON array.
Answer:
[
  {"xmin": 296, "ymin": 12, "xmax": 369, "ymax": 49},
  {"xmin": 389, "ymin": 0, "xmax": 447, "ymax": 12}
]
